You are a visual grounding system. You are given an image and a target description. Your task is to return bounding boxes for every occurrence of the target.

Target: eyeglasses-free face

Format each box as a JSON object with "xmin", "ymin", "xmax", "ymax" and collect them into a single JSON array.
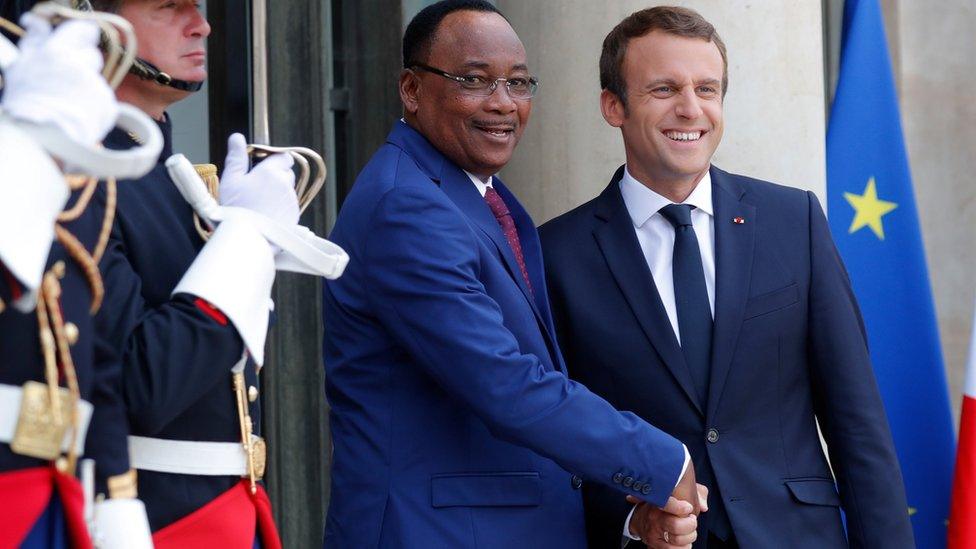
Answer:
[{"xmin": 410, "ymin": 63, "xmax": 539, "ymax": 100}]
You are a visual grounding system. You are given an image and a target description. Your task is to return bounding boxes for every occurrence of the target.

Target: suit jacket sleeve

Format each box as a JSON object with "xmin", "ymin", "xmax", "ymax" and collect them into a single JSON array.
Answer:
[
  {"xmin": 805, "ymin": 191, "xmax": 915, "ymax": 546},
  {"xmin": 361, "ymin": 185, "xmax": 685, "ymax": 507}
]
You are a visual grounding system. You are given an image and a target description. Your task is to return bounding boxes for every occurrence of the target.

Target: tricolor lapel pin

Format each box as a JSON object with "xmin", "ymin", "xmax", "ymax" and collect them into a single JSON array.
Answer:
[{"xmin": 733, "ymin": 216, "xmax": 745, "ymax": 225}]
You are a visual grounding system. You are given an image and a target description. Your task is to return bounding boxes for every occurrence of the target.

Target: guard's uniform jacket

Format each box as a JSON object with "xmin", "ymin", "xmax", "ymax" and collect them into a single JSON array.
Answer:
[
  {"xmin": 0, "ymin": 125, "xmax": 130, "ymax": 549},
  {"xmin": 94, "ymin": 116, "xmax": 280, "ymax": 549}
]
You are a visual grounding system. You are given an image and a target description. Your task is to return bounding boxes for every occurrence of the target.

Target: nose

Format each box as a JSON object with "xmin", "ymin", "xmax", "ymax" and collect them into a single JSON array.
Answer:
[
  {"xmin": 186, "ymin": 7, "xmax": 211, "ymax": 39},
  {"xmin": 484, "ymin": 81, "xmax": 518, "ymax": 114},
  {"xmin": 674, "ymin": 88, "xmax": 703, "ymax": 120}
]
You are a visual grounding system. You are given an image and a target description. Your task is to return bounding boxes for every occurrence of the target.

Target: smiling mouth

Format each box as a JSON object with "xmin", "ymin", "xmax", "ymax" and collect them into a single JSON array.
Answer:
[
  {"xmin": 664, "ymin": 130, "xmax": 705, "ymax": 142},
  {"xmin": 474, "ymin": 122, "xmax": 516, "ymax": 138}
]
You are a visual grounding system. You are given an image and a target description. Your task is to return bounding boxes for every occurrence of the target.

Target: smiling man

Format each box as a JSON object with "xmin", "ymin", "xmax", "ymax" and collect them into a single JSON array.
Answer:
[
  {"xmin": 540, "ymin": 6, "xmax": 914, "ymax": 548},
  {"xmin": 321, "ymin": 1, "xmax": 710, "ymax": 547}
]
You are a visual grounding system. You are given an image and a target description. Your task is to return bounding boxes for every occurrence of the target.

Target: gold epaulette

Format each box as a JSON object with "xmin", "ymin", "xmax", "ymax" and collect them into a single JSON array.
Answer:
[{"xmin": 192, "ymin": 164, "xmax": 220, "ymax": 240}]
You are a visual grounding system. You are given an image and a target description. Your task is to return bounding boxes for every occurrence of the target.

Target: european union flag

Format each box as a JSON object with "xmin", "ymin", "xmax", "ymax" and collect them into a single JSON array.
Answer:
[{"xmin": 827, "ymin": 0, "xmax": 956, "ymax": 546}]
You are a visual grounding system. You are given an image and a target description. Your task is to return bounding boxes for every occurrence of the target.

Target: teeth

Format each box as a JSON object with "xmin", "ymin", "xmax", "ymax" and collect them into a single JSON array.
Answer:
[{"xmin": 666, "ymin": 131, "xmax": 702, "ymax": 141}]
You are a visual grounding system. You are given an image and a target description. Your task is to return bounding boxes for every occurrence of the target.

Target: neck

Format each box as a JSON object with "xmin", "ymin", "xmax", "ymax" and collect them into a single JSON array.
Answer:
[
  {"xmin": 116, "ymin": 78, "xmax": 183, "ymax": 121},
  {"xmin": 627, "ymin": 164, "xmax": 709, "ymax": 203}
]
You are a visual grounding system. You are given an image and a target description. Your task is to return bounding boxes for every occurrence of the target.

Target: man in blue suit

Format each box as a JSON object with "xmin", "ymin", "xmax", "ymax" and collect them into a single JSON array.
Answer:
[
  {"xmin": 539, "ymin": 7, "xmax": 914, "ymax": 549},
  {"xmin": 322, "ymin": 1, "xmax": 708, "ymax": 547}
]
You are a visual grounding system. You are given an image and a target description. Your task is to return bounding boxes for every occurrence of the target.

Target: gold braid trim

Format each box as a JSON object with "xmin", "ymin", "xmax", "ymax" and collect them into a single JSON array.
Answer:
[
  {"xmin": 92, "ymin": 178, "xmax": 116, "ymax": 264},
  {"xmin": 58, "ymin": 176, "xmax": 98, "ymax": 222},
  {"xmin": 41, "ymin": 274, "xmax": 82, "ymax": 475},
  {"xmin": 54, "ymin": 225, "xmax": 103, "ymax": 314},
  {"xmin": 0, "ymin": 16, "xmax": 23, "ymax": 37},
  {"xmin": 34, "ymin": 278, "xmax": 63, "ymax": 427},
  {"xmin": 192, "ymin": 164, "xmax": 220, "ymax": 241}
]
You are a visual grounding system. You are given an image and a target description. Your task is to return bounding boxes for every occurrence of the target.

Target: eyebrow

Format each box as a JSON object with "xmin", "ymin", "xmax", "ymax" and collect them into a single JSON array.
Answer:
[
  {"xmin": 644, "ymin": 78, "xmax": 721, "ymax": 89},
  {"xmin": 696, "ymin": 78, "xmax": 722, "ymax": 87},
  {"xmin": 459, "ymin": 61, "xmax": 530, "ymax": 72}
]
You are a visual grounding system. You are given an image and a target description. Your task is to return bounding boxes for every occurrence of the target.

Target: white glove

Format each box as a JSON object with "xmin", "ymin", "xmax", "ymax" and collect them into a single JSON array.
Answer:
[
  {"xmin": 1, "ymin": 14, "xmax": 117, "ymax": 146},
  {"xmin": 219, "ymin": 133, "xmax": 300, "ymax": 226},
  {"xmin": 92, "ymin": 498, "xmax": 153, "ymax": 549}
]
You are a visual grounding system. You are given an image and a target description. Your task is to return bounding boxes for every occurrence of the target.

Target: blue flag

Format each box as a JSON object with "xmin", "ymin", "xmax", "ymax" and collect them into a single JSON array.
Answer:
[{"xmin": 827, "ymin": 0, "xmax": 956, "ymax": 545}]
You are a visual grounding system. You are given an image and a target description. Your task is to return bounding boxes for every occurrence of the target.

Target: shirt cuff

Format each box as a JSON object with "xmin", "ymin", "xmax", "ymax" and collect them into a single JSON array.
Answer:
[{"xmin": 622, "ymin": 444, "xmax": 691, "ymax": 541}]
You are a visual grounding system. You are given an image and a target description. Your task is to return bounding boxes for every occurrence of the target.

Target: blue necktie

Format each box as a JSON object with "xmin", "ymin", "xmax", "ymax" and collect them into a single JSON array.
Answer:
[{"xmin": 659, "ymin": 204, "xmax": 712, "ymax": 405}]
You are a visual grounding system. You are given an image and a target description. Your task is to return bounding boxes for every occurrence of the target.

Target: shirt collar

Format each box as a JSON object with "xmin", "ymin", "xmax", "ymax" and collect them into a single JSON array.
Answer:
[
  {"xmin": 464, "ymin": 170, "xmax": 494, "ymax": 197},
  {"xmin": 619, "ymin": 166, "xmax": 714, "ymax": 227}
]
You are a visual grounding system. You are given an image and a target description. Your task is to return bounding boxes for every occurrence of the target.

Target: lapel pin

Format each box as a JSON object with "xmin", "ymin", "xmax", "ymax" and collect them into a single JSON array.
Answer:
[{"xmin": 733, "ymin": 216, "xmax": 745, "ymax": 225}]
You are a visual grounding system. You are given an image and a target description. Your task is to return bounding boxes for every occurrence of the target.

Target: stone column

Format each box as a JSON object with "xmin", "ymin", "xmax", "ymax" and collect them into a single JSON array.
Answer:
[
  {"xmin": 893, "ymin": 0, "xmax": 976, "ymax": 419},
  {"xmin": 496, "ymin": 1, "xmax": 826, "ymax": 224}
]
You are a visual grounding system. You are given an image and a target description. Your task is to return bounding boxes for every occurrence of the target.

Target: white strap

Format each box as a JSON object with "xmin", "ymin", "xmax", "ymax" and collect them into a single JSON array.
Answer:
[
  {"xmin": 165, "ymin": 153, "xmax": 349, "ymax": 279},
  {"xmin": 6, "ymin": 104, "xmax": 163, "ymax": 180},
  {"xmin": 128, "ymin": 436, "xmax": 247, "ymax": 476},
  {"xmin": 0, "ymin": 383, "xmax": 93, "ymax": 454}
]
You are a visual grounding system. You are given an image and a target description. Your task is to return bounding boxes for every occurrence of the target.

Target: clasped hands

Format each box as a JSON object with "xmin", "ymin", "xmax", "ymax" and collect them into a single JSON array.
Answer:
[{"xmin": 627, "ymin": 462, "xmax": 708, "ymax": 549}]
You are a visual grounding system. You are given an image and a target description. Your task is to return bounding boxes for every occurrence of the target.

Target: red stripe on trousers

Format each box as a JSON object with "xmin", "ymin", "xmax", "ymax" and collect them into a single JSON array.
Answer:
[
  {"xmin": 0, "ymin": 466, "xmax": 91, "ymax": 549},
  {"xmin": 152, "ymin": 480, "xmax": 281, "ymax": 549}
]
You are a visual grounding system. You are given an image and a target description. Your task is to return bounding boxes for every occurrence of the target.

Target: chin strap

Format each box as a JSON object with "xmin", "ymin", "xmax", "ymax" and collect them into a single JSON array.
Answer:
[
  {"xmin": 69, "ymin": 0, "xmax": 204, "ymax": 92},
  {"xmin": 130, "ymin": 57, "xmax": 204, "ymax": 92}
]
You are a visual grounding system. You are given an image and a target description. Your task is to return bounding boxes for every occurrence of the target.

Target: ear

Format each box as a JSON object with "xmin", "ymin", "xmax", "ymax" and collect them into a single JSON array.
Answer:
[
  {"xmin": 399, "ymin": 69, "xmax": 421, "ymax": 115},
  {"xmin": 600, "ymin": 88, "xmax": 626, "ymax": 128}
]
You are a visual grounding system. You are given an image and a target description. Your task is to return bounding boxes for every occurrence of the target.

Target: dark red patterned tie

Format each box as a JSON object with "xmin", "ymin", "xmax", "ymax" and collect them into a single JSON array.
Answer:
[{"xmin": 484, "ymin": 186, "xmax": 533, "ymax": 293}]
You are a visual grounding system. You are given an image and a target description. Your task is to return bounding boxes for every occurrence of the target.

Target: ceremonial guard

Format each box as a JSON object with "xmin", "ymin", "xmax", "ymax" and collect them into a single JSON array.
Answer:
[
  {"xmin": 0, "ymin": 6, "xmax": 160, "ymax": 548},
  {"xmin": 83, "ymin": 1, "xmax": 346, "ymax": 547}
]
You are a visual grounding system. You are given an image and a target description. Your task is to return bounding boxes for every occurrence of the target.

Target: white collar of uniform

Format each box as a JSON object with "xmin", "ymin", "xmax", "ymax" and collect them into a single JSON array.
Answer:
[
  {"xmin": 464, "ymin": 170, "xmax": 494, "ymax": 197},
  {"xmin": 619, "ymin": 166, "xmax": 714, "ymax": 228}
]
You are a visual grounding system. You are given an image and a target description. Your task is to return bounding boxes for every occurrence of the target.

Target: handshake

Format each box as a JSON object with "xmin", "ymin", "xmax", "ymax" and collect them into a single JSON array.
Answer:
[{"xmin": 627, "ymin": 462, "xmax": 708, "ymax": 549}]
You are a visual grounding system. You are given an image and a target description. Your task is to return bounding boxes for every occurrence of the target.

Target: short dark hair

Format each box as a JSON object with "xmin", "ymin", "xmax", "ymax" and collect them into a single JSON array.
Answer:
[
  {"xmin": 88, "ymin": 0, "xmax": 123, "ymax": 12},
  {"xmin": 600, "ymin": 6, "xmax": 728, "ymax": 106},
  {"xmin": 402, "ymin": 0, "xmax": 506, "ymax": 68}
]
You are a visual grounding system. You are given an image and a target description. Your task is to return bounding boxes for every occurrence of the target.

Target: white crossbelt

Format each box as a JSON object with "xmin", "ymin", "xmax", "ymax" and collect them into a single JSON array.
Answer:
[
  {"xmin": 0, "ymin": 383, "xmax": 93, "ymax": 454},
  {"xmin": 128, "ymin": 436, "xmax": 247, "ymax": 476}
]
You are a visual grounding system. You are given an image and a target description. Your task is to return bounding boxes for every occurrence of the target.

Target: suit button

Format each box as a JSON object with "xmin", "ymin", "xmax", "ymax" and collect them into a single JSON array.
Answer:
[
  {"xmin": 571, "ymin": 475, "xmax": 582, "ymax": 490},
  {"xmin": 641, "ymin": 484, "xmax": 651, "ymax": 495},
  {"xmin": 612, "ymin": 473, "xmax": 623, "ymax": 484},
  {"xmin": 706, "ymin": 428, "xmax": 720, "ymax": 443},
  {"xmin": 632, "ymin": 481, "xmax": 643, "ymax": 492},
  {"xmin": 623, "ymin": 476, "xmax": 634, "ymax": 488}
]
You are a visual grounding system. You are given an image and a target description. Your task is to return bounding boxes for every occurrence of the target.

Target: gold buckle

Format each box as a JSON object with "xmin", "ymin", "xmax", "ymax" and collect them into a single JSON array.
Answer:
[
  {"xmin": 11, "ymin": 381, "xmax": 72, "ymax": 461},
  {"xmin": 250, "ymin": 435, "xmax": 267, "ymax": 481}
]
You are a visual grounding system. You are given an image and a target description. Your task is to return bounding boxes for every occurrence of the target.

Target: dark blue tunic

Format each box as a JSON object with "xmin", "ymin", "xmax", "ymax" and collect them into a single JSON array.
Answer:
[
  {"xmin": 0, "ymin": 188, "xmax": 130, "ymax": 486},
  {"xmin": 95, "ymin": 117, "xmax": 264, "ymax": 531}
]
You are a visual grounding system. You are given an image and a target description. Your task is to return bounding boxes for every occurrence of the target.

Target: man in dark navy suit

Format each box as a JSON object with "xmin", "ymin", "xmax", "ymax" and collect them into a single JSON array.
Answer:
[
  {"xmin": 540, "ymin": 6, "xmax": 914, "ymax": 548},
  {"xmin": 322, "ymin": 2, "xmax": 709, "ymax": 548}
]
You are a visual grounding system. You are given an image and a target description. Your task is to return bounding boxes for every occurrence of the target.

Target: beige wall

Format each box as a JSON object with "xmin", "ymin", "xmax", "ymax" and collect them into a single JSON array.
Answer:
[
  {"xmin": 496, "ymin": 0, "xmax": 975, "ymax": 426},
  {"xmin": 497, "ymin": 0, "xmax": 827, "ymax": 223},
  {"xmin": 891, "ymin": 0, "xmax": 976, "ymax": 422}
]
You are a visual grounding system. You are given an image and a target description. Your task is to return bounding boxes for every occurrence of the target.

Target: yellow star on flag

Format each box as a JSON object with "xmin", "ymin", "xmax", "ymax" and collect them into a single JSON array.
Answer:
[{"xmin": 844, "ymin": 177, "xmax": 898, "ymax": 240}]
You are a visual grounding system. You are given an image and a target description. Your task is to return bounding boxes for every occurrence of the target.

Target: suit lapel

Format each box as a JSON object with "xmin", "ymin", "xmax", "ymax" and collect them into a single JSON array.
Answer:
[
  {"xmin": 593, "ymin": 168, "xmax": 703, "ymax": 415},
  {"xmin": 707, "ymin": 167, "xmax": 756, "ymax": 419},
  {"xmin": 435, "ymin": 157, "xmax": 562, "ymax": 371}
]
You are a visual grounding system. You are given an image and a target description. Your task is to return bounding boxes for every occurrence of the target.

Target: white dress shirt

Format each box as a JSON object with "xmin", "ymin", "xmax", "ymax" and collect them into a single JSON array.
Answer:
[
  {"xmin": 619, "ymin": 166, "xmax": 712, "ymax": 541},
  {"xmin": 619, "ymin": 167, "xmax": 716, "ymax": 336},
  {"xmin": 464, "ymin": 170, "xmax": 493, "ymax": 196}
]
